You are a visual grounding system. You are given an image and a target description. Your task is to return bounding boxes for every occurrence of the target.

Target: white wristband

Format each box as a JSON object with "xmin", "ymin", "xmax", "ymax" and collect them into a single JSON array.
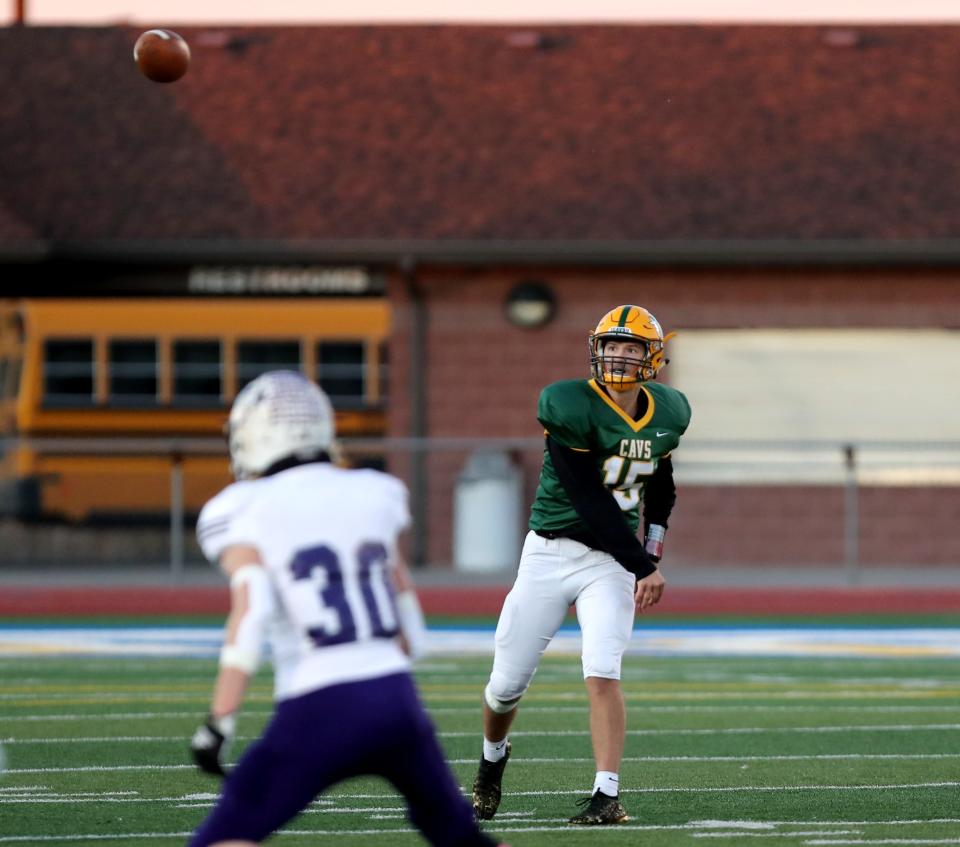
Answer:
[
  {"xmin": 645, "ymin": 524, "xmax": 666, "ymax": 561},
  {"xmin": 395, "ymin": 590, "xmax": 427, "ymax": 660},
  {"xmin": 219, "ymin": 645, "xmax": 259, "ymax": 675}
]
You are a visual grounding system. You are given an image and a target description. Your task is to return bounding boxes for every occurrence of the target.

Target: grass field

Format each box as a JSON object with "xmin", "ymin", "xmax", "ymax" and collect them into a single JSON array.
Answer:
[{"xmin": 2, "ymin": 639, "xmax": 960, "ymax": 846}]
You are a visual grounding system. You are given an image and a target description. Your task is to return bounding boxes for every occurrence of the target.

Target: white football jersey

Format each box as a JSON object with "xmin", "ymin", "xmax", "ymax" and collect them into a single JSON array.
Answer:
[{"xmin": 197, "ymin": 462, "xmax": 411, "ymax": 700}]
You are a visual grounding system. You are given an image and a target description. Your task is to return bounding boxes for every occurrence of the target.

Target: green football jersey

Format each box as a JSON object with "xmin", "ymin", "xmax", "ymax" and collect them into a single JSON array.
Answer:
[{"xmin": 529, "ymin": 378, "xmax": 691, "ymax": 534}]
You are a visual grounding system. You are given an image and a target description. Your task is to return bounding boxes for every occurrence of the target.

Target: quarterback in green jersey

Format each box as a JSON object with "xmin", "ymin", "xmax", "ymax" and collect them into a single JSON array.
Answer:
[{"xmin": 472, "ymin": 305, "xmax": 691, "ymax": 826}]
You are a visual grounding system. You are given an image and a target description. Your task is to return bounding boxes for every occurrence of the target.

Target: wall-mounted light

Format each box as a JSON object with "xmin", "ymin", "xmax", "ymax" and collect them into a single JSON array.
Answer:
[{"xmin": 505, "ymin": 281, "xmax": 555, "ymax": 329}]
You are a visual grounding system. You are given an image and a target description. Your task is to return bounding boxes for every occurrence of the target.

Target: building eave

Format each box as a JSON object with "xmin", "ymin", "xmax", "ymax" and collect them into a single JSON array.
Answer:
[{"xmin": 36, "ymin": 238, "xmax": 960, "ymax": 269}]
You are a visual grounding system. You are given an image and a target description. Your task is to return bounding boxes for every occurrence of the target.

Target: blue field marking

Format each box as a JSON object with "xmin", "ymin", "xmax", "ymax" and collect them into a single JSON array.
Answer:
[{"xmin": 1, "ymin": 626, "xmax": 959, "ymax": 659}]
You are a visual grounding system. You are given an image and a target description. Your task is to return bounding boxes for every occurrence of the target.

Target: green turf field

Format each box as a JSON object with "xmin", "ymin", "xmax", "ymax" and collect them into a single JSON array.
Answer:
[{"xmin": 2, "ymin": 651, "xmax": 960, "ymax": 846}]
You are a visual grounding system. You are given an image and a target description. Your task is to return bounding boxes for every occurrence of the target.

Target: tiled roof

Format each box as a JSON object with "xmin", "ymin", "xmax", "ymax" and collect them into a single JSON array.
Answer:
[
  {"xmin": 3, "ymin": 25, "xmax": 960, "ymax": 251},
  {"xmin": 0, "ymin": 198, "xmax": 37, "ymax": 242}
]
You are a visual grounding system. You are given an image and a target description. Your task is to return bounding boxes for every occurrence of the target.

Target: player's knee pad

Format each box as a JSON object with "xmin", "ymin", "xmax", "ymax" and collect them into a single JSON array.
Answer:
[
  {"xmin": 487, "ymin": 661, "xmax": 534, "ymax": 703},
  {"xmin": 484, "ymin": 665, "xmax": 530, "ymax": 714},
  {"xmin": 484, "ymin": 682, "xmax": 521, "ymax": 715}
]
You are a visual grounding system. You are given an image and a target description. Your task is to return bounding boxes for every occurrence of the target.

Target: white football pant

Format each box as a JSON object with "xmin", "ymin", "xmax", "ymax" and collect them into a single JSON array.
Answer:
[{"xmin": 486, "ymin": 531, "xmax": 637, "ymax": 706}]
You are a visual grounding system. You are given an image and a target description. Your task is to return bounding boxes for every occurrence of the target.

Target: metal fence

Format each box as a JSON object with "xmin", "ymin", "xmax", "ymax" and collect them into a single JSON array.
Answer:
[{"xmin": 1, "ymin": 437, "xmax": 959, "ymax": 580}]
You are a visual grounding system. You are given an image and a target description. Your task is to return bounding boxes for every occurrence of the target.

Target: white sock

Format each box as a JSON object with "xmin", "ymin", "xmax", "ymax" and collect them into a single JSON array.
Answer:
[
  {"xmin": 483, "ymin": 736, "xmax": 509, "ymax": 763},
  {"xmin": 593, "ymin": 771, "xmax": 619, "ymax": 797}
]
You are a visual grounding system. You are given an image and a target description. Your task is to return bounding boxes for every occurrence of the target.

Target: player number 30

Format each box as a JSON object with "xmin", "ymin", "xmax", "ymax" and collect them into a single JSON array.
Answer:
[{"xmin": 290, "ymin": 542, "xmax": 400, "ymax": 647}]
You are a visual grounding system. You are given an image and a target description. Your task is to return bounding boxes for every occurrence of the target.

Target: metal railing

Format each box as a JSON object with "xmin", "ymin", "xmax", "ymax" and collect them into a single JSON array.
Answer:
[{"xmin": 1, "ymin": 437, "xmax": 959, "ymax": 579}]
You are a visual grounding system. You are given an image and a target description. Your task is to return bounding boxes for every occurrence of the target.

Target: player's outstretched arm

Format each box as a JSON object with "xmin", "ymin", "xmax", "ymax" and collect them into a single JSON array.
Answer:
[{"xmin": 190, "ymin": 544, "xmax": 272, "ymax": 777}]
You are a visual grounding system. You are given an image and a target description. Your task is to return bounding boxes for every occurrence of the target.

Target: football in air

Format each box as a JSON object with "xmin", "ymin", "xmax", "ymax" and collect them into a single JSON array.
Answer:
[{"xmin": 134, "ymin": 29, "xmax": 191, "ymax": 83}]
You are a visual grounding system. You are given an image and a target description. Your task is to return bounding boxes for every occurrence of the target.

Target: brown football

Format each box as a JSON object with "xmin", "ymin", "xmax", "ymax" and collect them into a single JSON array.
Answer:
[{"xmin": 134, "ymin": 29, "xmax": 190, "ymax": 83}]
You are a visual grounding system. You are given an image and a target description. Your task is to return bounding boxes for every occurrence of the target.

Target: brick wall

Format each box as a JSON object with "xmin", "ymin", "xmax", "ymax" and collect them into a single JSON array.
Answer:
[
  {"xmin": 667, "ymin": 484, "xmax": 960, "ymax": 566},
  {"xmin": 386, "ymin": 266, "xmax": 960, "ymax": 567}
]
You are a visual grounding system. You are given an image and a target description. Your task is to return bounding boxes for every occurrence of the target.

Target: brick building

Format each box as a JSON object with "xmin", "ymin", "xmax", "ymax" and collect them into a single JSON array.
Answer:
[{"xmin": 1, "ymin": 25, "xmax": 959, "ymax": 567}]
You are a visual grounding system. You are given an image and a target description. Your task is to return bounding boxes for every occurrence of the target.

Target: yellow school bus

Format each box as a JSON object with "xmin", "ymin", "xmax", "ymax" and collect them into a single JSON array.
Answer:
[{"xmin": 0, "ymin": 298, "xmax": 389, "ymax": 521}]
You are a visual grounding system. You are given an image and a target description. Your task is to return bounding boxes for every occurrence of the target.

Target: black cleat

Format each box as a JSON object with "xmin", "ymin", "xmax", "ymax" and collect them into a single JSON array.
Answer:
[
  {"xmin": 471, "ymin": 742, "xmax": 511, "ymax": 820},
  {"xmin": 568, "ymin": 790, "xmax": 629, "ymax": 825}
]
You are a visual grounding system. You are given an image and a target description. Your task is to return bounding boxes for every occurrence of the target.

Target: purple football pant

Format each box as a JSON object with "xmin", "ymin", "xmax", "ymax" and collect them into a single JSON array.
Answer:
[{"xmin": 188, "ymin": 672, "xmax": 494, "ymax": 847}]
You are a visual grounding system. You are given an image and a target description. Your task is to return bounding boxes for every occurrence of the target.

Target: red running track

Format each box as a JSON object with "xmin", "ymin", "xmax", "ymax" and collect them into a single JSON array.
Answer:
[{"xmin": 2, "ymin": 586, "xmax": 960, "ymax": 617}]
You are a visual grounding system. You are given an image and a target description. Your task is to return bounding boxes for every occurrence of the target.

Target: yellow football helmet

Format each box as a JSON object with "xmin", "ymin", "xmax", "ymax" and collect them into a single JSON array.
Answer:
[{"xmin": 588, "ymin": 305, "xmax": 676, "ymax": 389}]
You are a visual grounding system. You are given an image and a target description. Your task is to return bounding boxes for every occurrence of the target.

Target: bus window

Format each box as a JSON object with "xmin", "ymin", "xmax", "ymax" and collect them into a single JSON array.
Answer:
[
  {"xmin": 44, "ymin": 339, "xmax": 95, "ymax": 405},
  {"xmin": 237, "ymin": 340, "xmax": 300, "ymax": 390},
  {"xmin": 173, "ymin": 340, "xmax": 222, "ymax": 404},
  {"xmin": 379, "ymin": 340, "xmax": 389, "ymax": 404},
  {"xmin": 317, "ymin": 341, "xmax": 365, "ymax": 408},
  {"xmin": 109, "ymin": 340, "xmax": 158, "ymax": 404},
  {"xmin": 8, "ymin": 358, "xmax": 20, "ymax": 400}
]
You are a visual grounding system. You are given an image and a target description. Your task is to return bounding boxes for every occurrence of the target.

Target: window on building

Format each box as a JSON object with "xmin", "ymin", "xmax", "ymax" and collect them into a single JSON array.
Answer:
[
  {"xmin": 236, "ymin": 340, "xmax": 301, "ymax": 390},
  {"xmin": 173, "ymin": 340, "xmax": 222, "ymax": 403},
  {"xmin": 43, "ymin": 339, "xmax": 95, "ymax": 404},
  {"xmin": 317, "ymin": 341, "xmax": 365, "ymax": 407},
  {"xmin": 108, "ymin": 340, "xmax": 158, "ymax": 403}
]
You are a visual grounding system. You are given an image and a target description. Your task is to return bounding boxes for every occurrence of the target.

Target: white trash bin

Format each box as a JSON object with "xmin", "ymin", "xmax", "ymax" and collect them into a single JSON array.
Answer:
[{"xmin": 453, "ymin": 450, "xmax": 523, "ymax": 572}]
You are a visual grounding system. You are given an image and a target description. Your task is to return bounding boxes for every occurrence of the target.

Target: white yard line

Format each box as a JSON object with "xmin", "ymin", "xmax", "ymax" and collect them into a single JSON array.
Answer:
[
  {"xmin": 756, "ymin": 821, "xmax": 960, "ymax": 827},
  {"xmin": 4, "ymin": 690, "xmax": 959, "ymax": 707},
  {"xmin": 2, "ymin": 818, "xmax": 960, "ymax": 843},
  {"xmin": 7, "ymin": 831, "xmax": 960, "ymax": 845},
  {"xmin": 4, "ymin": 775, "xmax": 960, "ymax": 796},
  {"xmin": 0, "ymin": 836, "xmax": 195, "ymax": 843},
  {"xmin": 0, "ymin": 710, "xmax": 274, "ymax": 722},
  {"xmin": 0, "ymin": 800, "xmax": 127, "ymax": 805},
  {"xmin": 441, "ymin": 723, "xmax": 960, "ymax": 737},
  {"xmin": 446, "ymin": 753, "xmax": 960, "ymax": 764},
  {"xmin": 3, "ymin": 703, "xmax": 959, "ymax": 723},
  {"xmin": 6, "ymin": 765, "xmax": 195, "ymax": 774},
  {"xmin": 430, "ymin": 704, "xmax": 960, "ymax": 714},
  {"xmin": 325, "ymin": 782, "xmax": 960, "ymax": 799},
  {"xmin": 694, "ymin": 832, "xmax": 862, "ymax": 839},
  {"xmin": 0, "ymin": 693, "xmax": 212, "ymax": 702},
  {"xmin": 526, "ymin": 783, "xmax": 960, "ymax": 795},
  {"xmin": 3, "ymin": 752, "xmax": 959, "ymax": 782},
  {"xmin": 806, "ymin": 841, "xmax": 960, "ymax": 846},
  {"xmin": 6, "ymin": 722, "xmax": 960, "ymax": 743}
]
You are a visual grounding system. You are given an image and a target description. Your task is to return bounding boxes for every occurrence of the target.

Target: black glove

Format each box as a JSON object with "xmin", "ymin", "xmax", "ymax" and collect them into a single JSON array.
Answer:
[
  {"xmin": 190, "ymin": 714, "xmax": 236, "ymax": 777},
  {"xmin": 644, "ymin": 524, "xmax": 666, "ymax": 564}
]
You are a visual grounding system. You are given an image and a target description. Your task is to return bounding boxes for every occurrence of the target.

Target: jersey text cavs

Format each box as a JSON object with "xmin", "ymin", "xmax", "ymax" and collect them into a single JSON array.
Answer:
[{"xmin": 530, "ymin": 378, "xmax": 691, "ymax": 534}]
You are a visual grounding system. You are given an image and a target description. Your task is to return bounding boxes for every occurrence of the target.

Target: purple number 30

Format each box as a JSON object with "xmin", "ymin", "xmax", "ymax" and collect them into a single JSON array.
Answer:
[{"xmin": 291, "ymin": 542, "xmax": 398, "ymax": 647}]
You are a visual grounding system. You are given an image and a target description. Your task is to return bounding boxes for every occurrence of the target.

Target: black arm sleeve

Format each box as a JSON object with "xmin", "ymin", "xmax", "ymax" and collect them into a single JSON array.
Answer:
[
  {"xmin": 643, "ymin": 455, "xmax": 677, "ymax": 534},
  {"xmin": 547, "ymin": 436, "xmax": 656, "ymax": 579}
]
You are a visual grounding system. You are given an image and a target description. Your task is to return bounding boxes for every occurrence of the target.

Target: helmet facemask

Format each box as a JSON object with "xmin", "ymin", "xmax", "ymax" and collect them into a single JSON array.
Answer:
[{"xmin": 590, "ymin": 336, "xmax": 663, "ymax": 390}]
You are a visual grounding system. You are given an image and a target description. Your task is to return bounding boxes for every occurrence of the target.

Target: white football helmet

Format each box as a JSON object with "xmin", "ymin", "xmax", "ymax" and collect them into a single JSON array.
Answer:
[{"xmin": 227, "ymin": 370, "xmax": 335, "ymax": 480}]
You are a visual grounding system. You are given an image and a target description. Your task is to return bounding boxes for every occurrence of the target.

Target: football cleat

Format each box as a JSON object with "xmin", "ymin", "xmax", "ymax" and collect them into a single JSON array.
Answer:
[
  {"xmin": 568, "ymin": 790, "xmax": 629, "ymax": 825},
  {"xmin": 471, "ymin": 742, "xmax": 511, "ymax": 820},
  {"xmin": 588, "ymin": 305, "xmax": 676, "ymax": 389}
]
